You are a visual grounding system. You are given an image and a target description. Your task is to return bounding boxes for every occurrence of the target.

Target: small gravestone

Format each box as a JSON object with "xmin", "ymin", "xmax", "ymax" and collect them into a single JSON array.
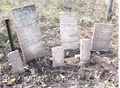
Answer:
[
  {"xmin": 91, "ymin": 23, "xmax": 114, "ymax": 51},
  {"xmin": 7, "ymin": 50, "xmax": 24, "ymax": 73},
  {"xmin": 80, "ymin": 39, "xmax": 91, "ymax": 63},
  {"xmin": 52, "ymin": 46, "xmax": 65, "ymax": 67},
  {"xmin": 11, "ymin": 4, "xmax": 44, "ymax": 62},
  {"xmin": 59, "ymin": 12, "xmax": 79, "ymax": 50}
]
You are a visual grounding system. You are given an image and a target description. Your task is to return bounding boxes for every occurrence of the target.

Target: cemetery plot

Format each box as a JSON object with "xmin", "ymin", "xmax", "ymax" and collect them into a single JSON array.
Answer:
[
  {"xmin": 91, "ymin": 23, "xmax": 114, "ymax": 51},
  {"xmin": 59, "ymin": 12, "xmax": 79, "ymax": 50},
  {"xmin": 0, "ymin": 0, "xmax": 118, "ymax": 87},
  {"xmin": 11, "ymin": 4, "xmax": 44, "ymax": 62}
]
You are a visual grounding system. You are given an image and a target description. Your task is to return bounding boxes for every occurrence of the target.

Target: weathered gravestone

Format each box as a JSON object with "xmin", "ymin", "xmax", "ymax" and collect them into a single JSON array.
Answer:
[
  {"xmin": 91, "ymin": 23, "xmax": 114, "ymax": 51},
  {"xmin": 52, "ymin": 46, "xmax": 65, "ymax": 67},
  {"xmin": 80, "ymin": 39, "xmax": 91, "ymax": 62},
  {"xmin": 11, "ymin": 4, "xmax": 44, "ymax": 62},
  {"xmin": 59, "ymin": 12, "xmax": 79, "ymax": 50},
  {"xmin": 7, "ymin": 50, "xmax": 24, "ymax": 73}
]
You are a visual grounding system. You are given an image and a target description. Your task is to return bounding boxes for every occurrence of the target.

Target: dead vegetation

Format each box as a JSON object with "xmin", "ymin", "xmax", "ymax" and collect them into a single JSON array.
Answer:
[{"xmin": 0, "ymin": 0, "xmax": 118, "ymax": 88}]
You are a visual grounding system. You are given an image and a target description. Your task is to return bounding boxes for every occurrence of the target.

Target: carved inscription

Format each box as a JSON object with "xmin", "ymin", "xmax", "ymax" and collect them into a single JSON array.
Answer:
[
  {"xmin": 11, "ymin": 5, "xmax": 44, "ymax": 62},
  {"xmin": 91, "ymin": 23, "xmax": 114, "ymax": 51},
  {"xmin": 60, "ymin": 12, "xmax": 79, "ymax": 49}
]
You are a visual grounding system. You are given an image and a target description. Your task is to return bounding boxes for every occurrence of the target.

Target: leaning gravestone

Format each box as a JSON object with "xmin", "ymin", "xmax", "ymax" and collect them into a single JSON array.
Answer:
[
  {"xmin": 59, "ymin": 12, "xmax": 79, "ymax": 50},
  {"xmin": 11, "ymin": 4, "xmax": 44, "ymax": 62},
  {"xmin": 7, "ymin": 50, "xmax": 24, "ymax": 73},
  {"xmin": 91, "ymin": 23, "xmax": 114, "ymax": 51},
  {"xmin": 52, "ymin": 46, "xmax": 65, "ymax": 67}
]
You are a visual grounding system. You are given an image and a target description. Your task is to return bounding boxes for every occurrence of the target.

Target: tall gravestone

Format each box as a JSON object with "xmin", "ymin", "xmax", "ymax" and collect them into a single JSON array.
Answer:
[
  {"xmin": 91, "ymin": 23, "xmax": 114, "ymax": 51},
  {"xmin": 11, "ymin": 4, "xmax": 44, "ymax": 62},
  {"xmin": 59, "ymin": 12, "xmax": 79, "ymax": 50}
]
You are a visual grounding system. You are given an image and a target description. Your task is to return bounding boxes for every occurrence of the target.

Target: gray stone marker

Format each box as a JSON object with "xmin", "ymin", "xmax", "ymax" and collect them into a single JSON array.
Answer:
[
  {"xmin": 80, "ymin": 39, "xmax": 91, "ymax": 62},
  {"xmin": 11, "ymin": 4, "xmax": 44, "ymax": 62},
  {"xmin": 59, "ymin": 12, "xmax": 79, "ymax": 50},
  {"xmin": 52, "ymin": 46, "xmax": 65, "ymax": 67},
  {"xmin": 91, "ymin": 23, "xmax": 114, "ymax": 51},
  {"xmin": 7, "ymin": 50, "xmax": 24, "ymax": 73}
]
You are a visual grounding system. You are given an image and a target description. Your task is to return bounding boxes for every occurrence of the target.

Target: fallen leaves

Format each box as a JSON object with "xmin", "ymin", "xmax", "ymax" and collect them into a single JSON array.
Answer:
[{"xmin": 7, "ymin": 78, "xmax": 16, "ymax": 85}]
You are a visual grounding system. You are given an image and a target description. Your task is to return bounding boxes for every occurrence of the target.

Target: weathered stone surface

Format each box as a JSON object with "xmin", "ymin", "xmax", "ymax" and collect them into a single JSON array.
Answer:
[
  {"xmin": 60, "ymin": 12, "xmax": 79, "ymax": 50},
  {"xmin": 52, "ymin": 46, "xmax": 65, "ymax": 67},
  {"xmin": 11, "ymin": 4, "xmax": 44, "ymax": 62},
  {"xmin": 7, "ymin": 50, "xmax": 24, "ymax": 73},
  {"xmin": 80, "ymin": 39, "xmax": 91, "ymax": 62},
  {"xmin": 91, "ymin": 23, "xmax": 114, "ymax": 51}
]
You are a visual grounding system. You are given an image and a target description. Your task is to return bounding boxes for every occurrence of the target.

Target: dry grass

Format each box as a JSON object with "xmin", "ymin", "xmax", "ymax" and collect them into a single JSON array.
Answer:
[
  {"xmin": 0, "ymin": 0, "xmax": 118, "ymax": 53},
  {"xmin": 0, "ymin": 0, "xmax": 118, "ymax": 87}
]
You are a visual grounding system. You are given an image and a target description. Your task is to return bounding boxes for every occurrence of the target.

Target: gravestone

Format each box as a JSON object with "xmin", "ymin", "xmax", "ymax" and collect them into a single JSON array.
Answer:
[
  {"xmin": 52, "ymin": 46, "xmax": 65, "ymax": 67},
  {"xmin": 7, "ymin": 50, "xmax": 24, "ymax": 73},
  {"xmin": 80, "ymin": 39, "xmax": 91, "ymax": 62},
  {"xmin": 11, "ymin": 4, "xmax": 44, "ymax": 62},
  {"xmin": 59, "ymin": 12, "xmax": 79, "ymax": 50},
  {"xmin": 91, "ymin": 23, "xmax": 114, "ymax": 51}
]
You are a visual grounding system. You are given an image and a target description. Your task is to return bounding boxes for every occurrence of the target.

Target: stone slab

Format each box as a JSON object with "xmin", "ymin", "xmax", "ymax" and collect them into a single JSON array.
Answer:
[
  {"xmin": 59, "ymin": 12, "xmax": 79, "ymax": 50},
  {"xmin": 91, "ymin": 23, "xmax": 114, "ymax": 51},
  {"xmin": 80, "ymin": 39, "xmax": 91, "ymax": 62},
  {"xmin": 7, "ymin": 50, "xmax": 24, "ymax": 73},
  {"xmin": 52, "ymin": 46, "xmax": 65, "ymax": 67},
  {"xmin": 11, "ymin": 4, "xmax": 44, "ymax": 62}
]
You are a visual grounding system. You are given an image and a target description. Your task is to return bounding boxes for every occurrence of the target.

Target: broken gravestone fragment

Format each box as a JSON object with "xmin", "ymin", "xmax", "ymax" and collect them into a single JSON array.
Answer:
[
  {"xmin": 11, "ymin": 4, "xmax": 44, "ymax": 62},
  {"xmin": 7, "ymin": 50, "xmax": 24, "ymax": 73},
  {"xmin": 91, "ymin": 23, "xmax": 114, "ymax": 51},
  {"xmin": 59, "ymin": 12, "xmax": 79, "ymax": 50},
  {"xmin": 52, "ymin": 46, "xmax": 65, "ymax": 67},
  {"xmin": 80, "ymin": 39, "xmax": 91, "ymax": 64},
  {"xmin": 74, "ymin": 54, "xmax": 80, "ymax": 63}
]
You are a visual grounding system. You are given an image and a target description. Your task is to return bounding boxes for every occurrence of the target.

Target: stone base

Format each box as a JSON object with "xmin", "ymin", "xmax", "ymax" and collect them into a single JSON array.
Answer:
[
  {"xmin": 52, "ymin": 62, "xmax": 66, "ymax": 67},
  {"xmin": 78, "ymin": 61, "xmax": 89, "ymax": 67}
]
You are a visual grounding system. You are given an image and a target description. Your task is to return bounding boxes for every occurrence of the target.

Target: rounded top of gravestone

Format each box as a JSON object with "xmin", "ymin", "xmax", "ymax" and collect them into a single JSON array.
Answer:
[{"xmin": 11, "ymin": 4, "xmax": 35, "ymax": 12}]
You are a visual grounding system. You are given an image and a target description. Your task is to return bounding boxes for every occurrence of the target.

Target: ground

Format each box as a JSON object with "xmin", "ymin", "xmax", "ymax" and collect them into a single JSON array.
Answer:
[{"xmin": 0, "ymin": 0, "xmax": 118, "ymax": 88}]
